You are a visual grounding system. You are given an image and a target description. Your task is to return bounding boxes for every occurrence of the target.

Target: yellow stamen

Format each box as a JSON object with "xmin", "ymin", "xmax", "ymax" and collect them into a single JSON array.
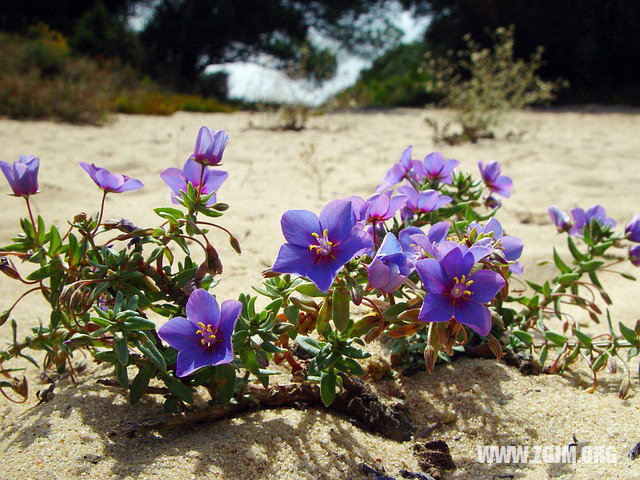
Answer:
[
  {"xmin": 311, "ymin": 232, "xmax": 320, "ymax": 239},
  {"xmin": 201, "ymin": 338, "xmax": 206, "ymax": 346},
  {"xmin": 323, "ymin": 229, "xmax": 328, "ymax": 237},
  {"xmin": 206, "ymin": 324, "xmax": 212, "ymax": 332},
  {"xmin": 195, "ymin": 329, "xmax": 203, "ymax": 335},
  {"xmin": 197, "ymin": 322, "xmax": 206, "ymax": 330},
  {"xmin": 463, "ymin": 290, "xmax": 472, "ymax": 296},
  {"xmin": 208, "ymin": 334, "xmax": 216, "ymax": 339}
]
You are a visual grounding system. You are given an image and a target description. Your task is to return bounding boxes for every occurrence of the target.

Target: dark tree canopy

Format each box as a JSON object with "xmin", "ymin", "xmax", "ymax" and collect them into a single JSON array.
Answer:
[{"xmin": 420, "ymin": 0, "xmax": 640, "ymax": 103}]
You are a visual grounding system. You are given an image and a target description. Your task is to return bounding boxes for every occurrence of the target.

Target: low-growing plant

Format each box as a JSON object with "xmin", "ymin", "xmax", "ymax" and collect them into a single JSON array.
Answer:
[
  {"xmin": 0, "ymin": 131, "xmax": 638, "ymax": 436},
  {"xmin": 422, "ymin": 25, "xmax": 566, "ymax": 144}
]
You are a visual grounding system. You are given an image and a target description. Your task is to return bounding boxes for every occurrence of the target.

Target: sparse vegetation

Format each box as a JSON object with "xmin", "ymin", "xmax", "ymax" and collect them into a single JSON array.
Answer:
[{"xmin": 422, "ymin": 26, "xmax": 566, "ymax": 144}]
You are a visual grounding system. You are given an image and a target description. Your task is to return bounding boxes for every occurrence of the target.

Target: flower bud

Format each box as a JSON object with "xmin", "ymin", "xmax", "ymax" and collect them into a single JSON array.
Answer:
[
  {"xmin": 205, "ymin": 243, "xmax": 223, "ymax": 275},
  {"xmin": 607, "ymin": 355, "xmax": 617, "ymax": 374},
  {"xmin": 488, "ymin": 334, "xmax": 504, "ymax": 360},
  {"xmin": 212, "ymin": 203, "xmax": 229, "ymax": 211},
  {"xmin": 424, "ymin": 345, "xmax": 437, "ymax": 373},
  {"xmin": 74, "ymin": 212, "xmax": 87, "ymax": 223},
  {"xmin": 618, "ymin": 376, "xmax": 630, "ymax": 399},
  {"xmin": 0, "ymin": 258, "xmax": 21, "ymax": 281}
]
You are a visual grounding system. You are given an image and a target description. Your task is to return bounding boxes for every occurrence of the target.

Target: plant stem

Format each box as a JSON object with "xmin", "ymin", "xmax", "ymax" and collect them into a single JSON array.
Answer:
[
  {"xmin": 24, "ymin": 197, "xmax": 37, "ymax": 241},
  {"xmin": 91, "ymin": 191, "xmax": 108, "ymax": 236}
]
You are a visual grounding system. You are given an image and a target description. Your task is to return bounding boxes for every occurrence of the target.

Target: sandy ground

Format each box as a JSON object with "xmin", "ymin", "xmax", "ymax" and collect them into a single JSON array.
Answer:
[{"xmin": 0, "ymin": 108, "xmax": 639, "ymax": 479}]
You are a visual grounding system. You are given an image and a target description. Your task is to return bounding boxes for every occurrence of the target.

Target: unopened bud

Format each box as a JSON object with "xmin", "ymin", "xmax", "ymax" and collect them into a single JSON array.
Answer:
[
  {"xmin": 424, "ymin": 345, "xmax": 437, "ymax": 373},
  {"xmin": 607, "ymin": 355, "xmax": 617, "ymax": 374},
  {"xmin": 589, "ymin": 302, "xmax": 602, "ymax": 315},
  {"xmin": 0, "ymin": 309, "xmax": 10, "ymax": 327},
  {"xmin": 0, "ymin": 258, "xmax": 21, "ymax": 280},
  {"xmin": 634, "ymin": 319, "xmax": 640, "ymax": 336},
  {"xmin": 229, "ymin": 235, "xmax": 241, "ymax": 255},
  {"xmin": 73, "ymin": 212, "xmax": 87, "ymax": 223},
  {"xmin": 205, "ymin": 243, "xmax": 223, "ymax": 275},
  {"xmin": 618, "ymin": 376, "xmax": 630, "ymax": 399},
  {"xmin": 488, "ymin": 334, "xmax": 504, "ymax": 360},
  {"xmin": 212, "ymin": 203, "xmax": 229, "ymax": 212}
]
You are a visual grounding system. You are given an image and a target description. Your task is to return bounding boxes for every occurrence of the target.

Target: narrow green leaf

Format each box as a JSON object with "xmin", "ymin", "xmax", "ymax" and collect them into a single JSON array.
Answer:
[
  {"xmin": 113, "ymin": 333, "xmax": 129, "ymax": 366},
  {"xmin": 115, "ymin": 363, "xmax": 129, "ymax": 389},
  {"xmin": 129, "ymin": 365, "xmax": 156, "ymax": 404},
  {"xmin": 545, "ymin": 331, "xmax": 568, "ymax": 346},
  {"xmin": 166, "ymin": 377, "xmax": 195, "ymax": 404},
  {"xmin": 320, "ymin": 370, "xmax": 337, "ymax": 407},
  {"xmin": 214, "ymin": 364, "xmax": 237, "ymax": 404},
  {"xmin": 48, "ymin": 226, "xmax": 62, "ymax": 257},
  {"xmin": 619, "ymin": 322, "xmax": 639, "ymax": 346},
  {"xmin": 332, "ymin": 286, "xmax": 350, "ymax": 332},
  {"xmin": 512, "ymin": 330, "xmax": 533, "ymax": 346},
  {"xmin": 553, "ymin": 248, "xmax": 572, "ymax": 274},
  {"xmin": 574, "ymin": 329, "xmax": 592, "ymax": 348}
]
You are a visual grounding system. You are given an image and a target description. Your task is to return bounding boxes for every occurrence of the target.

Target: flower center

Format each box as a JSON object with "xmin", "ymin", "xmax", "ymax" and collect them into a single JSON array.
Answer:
[
  {"xmin": 195, "ymin": 321, "xmax": 218, "ymax": 348},
  {"xmin": 450, "ymin": 275, "xmax": 473, "ymax": 300},
  {"xmin": 309, "ymin": 229, "xmax": 334, "ymax": 257}
]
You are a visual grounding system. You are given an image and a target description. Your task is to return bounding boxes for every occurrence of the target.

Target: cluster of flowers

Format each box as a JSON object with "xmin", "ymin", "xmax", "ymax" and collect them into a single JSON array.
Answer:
[
  {"xmin": 271, "ymin": 148, "xmax": 521, "ymax": 337},
  {"xmin": 1, "ymin": 126, "xmax": 638, "ymax": 402}
]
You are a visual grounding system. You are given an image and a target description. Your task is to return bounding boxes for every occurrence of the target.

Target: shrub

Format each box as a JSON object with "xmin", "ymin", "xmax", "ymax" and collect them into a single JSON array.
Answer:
[{"xmin": 422, "ymin": 25, "xmax": 566, "ymax": 144}]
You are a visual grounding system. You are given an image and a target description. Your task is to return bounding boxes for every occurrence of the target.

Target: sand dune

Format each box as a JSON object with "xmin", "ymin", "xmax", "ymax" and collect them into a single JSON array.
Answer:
[{"xmin": 0, "ymin": 109, "xmax": 639, "ymax": 479}]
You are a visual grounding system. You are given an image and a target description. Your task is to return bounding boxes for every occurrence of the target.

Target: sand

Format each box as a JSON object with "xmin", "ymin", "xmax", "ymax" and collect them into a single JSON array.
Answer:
[{"xmin": 0, "ymin": 108, "xmax": 639, "ymax": 479}]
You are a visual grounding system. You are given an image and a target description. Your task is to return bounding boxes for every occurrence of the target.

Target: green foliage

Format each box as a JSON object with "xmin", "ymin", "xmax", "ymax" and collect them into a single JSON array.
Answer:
[
  {"xmin": 333, "ymin": 42, "xmax": 437, "ymax": 108},
  {"xmin": 423, "ymin": 26, "xmax": 566, "ymax": 143}
]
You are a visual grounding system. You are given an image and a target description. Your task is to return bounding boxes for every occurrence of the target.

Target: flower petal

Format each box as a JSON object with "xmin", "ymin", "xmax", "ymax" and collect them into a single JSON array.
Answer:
[
  {"xmin": 306, "ymin": 257, "xmax": 342, "ymax": 292},
  {"xmin": 415, "ymin": 258, "xmax": 448, "ymax": 294},
  {"xmin": 175, "ymin": 347, "xmax": 215, "ymax": 377},
  {"xmin": 160, "ymin": 168, "xmax": 187, "ymax": 194},
  {"xmin": 158, "ymin": 316, "xmax": 199, "ymax": 351},
  {"xmin": 115, "ymin": 178, "xmax": 144, "ymax": 192},
  {"xmin": 217, "ymin": 300, "xmax": 242, "ymax": 341},
  {"xmin": 281, "ymin": 209, "xmax": 321, "ymax": 247},
  {"xmin": 467, "ymin": 269, "xmax": 505, "ymax": 303},
  {"xmin": 428, "ymin": 221, "xmax": 450, "ymax": 244},
  {"xmin": 453, "ymin": 301, "xmax": 492, "ymax": 336},
  {"xmin": 95, "ymin": 169, "xmax": 124, "ymax": 191},
  {"xmin": 210, "ymin": 338, "xmax": 234, "ymax": 366},
  {"xmin": 186, "ymin": 289, "xmax": 220, "ymax": 331},
  {"xmin": 272, "ymin": 243, "xmax": 318, "ymax": 276},
  {"xmin": 501, "ymin": 235, "xmax": 524, "ymax": 261},
  {"xmin": 418, "ymin": 293, "xmax": 453, "ymax": 323},
  {"xmin": 440, "ymin": 247, "xmax": 474, "ymax": 280},
  {"xmin": 320, "ymin": 199, "xmax": 355, "ymax": 242}
]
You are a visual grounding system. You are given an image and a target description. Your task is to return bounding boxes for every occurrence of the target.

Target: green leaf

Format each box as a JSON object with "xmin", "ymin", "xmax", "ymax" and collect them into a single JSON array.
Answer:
[
  {"xmin": 620, "ymin": 272, "xmax": 636, "ymax": 281},
  {"xmin": 578, "ymin": 259, "xmax": 604, "ymax": 273},
  {"xmin": 135, "ymin": 334, "xmax": 166, "ymax": 372},
  {"xmin": 214, "ymin": 364, "xmax": 237, "ymax": 404},
  {"xmin": 574, "ymin": 329, "xmax": 592, "ymax": 348},
  {"xmin": 113, "ymin": 333, "xmax": 129, "ymax": 366},
  {"xmin": 37, "ymin": 216, "xmax": 46, "ymax": 245},
  {"xmin": 592, "ymin": 240, "xmax": 614, "ymax": 255},
  {"xmin": 335, "ymin": 357, "xmax": 365, "ymax": 376},
  {"xmin": 26, "ymin": 264, "xmax": 51, "ymax": 281},
  {"xmin": 166, "ymin": 377, "xmax": 195, "ymax": 404},
  {"xmin": 567, "ymin": 236, "xmax": 586, "ymax": 261},
  {"xmin": 539, "ymin": 345, "xmax": 548, "ymax": 366},
  {"xmin": 115, "ymin": 363, "xmax": 129, "ymax": 389},
  {"xmin": 557, "ymin": 272, "xmax": 580, "ymax": 286},
  {"xmin": 332, "ymin": 286, "xmax": 350, "ymax": 332},
  {"xmin": 154, "ymin": 207, "xmax": 184, "ymax": 219},
  {"xmin": 122, "ymin": 317, "xmax": 156, "ymax": 331},
  {"xmin": 68, "ymin": 233, "xmax": 81, "ymax": 268},
  {"xmin": 48, "ymin": 226, "xmax": 62, "ymax": 257},
  {"xmin": 295, "ymin": 282, "xmax": 328, "ymax": 297},
  {"xmin": 320, "ymin": 370, "xmax": 337, "ymax": 407},
  {"xmin": 619, "ymin": 322, "xmax": 639, "ymax": 346},
  {"xmin": 340, "ymin": 344, "xmax": 371, "ymax": 359},
  {"xmin": 316, "ymin": 298, "xmax": 331, "ymax": 334},
  {"xmin": 296, "ymin": 336, "xmax": 323, "ymax": 356},
  {"xmin": 382, "ymin": 302, "xmax": 410, "ymax": 321},
  {"xmin": 512, "ymin": 330, "xmax": 533, "ymax": 346},
  {"xmin": 129, "ymin": 365, "xmax": 156, "ymax": 404},
  {"xmin": 553, "ymin": 248, "xmax": 572, "ymax": 274},
  {"xmin": 591, "ymin": 351, "xmax": 608, "ymax": 371},
  {"xmin": 240, "ymin": 349, "xmax": 259, "ymax": 373},
  {"xmin": 545, "ymin": 331, "xmax": 568, "ymax": 346}
]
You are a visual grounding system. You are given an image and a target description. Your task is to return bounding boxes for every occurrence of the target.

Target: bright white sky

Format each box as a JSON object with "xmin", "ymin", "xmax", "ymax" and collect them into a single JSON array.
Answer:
[{"xmin": 131, "ymin": 2, "xmax": 430, "ymax": 105}]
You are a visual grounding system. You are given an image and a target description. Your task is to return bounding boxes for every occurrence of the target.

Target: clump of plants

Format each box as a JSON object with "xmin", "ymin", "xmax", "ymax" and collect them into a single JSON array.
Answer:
[
  {"xmin": 422, "ymin": 25, "xmax": 566, "ymax": 144},
  {"xmin": 0, "ymin": 130, "xmax": 638, "ymax": 439}
]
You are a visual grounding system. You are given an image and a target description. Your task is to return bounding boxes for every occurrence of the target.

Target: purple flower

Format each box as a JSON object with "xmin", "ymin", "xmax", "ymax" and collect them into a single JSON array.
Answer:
[
  {"xmin": 625, "ymin": 214, "xmax": 640, "ymax": 242},
  {"xmin": 80, "ymin": 162, "xmax": 143, "ymax": 193},
  {"xmin": 161, "ymin": 158, "xmax": 228, "ymax": 207},
  {"xmin": 0, "ymin": 155, "xmax": 39, "ymax": 196},
  {"xmin": 548, "ymin": 205, "xmax": 571, "ymax": 232},
  {"xmin": 630, "ymin": 246, "xmax": 640, "ymax": 266},
  {"xmin": 272, "ymin": 200, "xmax": 371, "ymax": 292},
  {"xmin": 410, "ymin": 222, "xmax": 492, "ymax": 263},
  {"xmin": 468, "ymin": 218, "xmax": 524, "ymax": 274},
  {"xmin": 158, "ymin": 289, "xmax": 241, "ymax": 377},
  {"xmin": 414, "ymin": 152, "xmax": 459, "ymax": 184},
  {"xmin": 415, "ymin": 247, "xmax": 506, "ymax": 336},
  {"xmin": 193, "ymin": 126, "xmax": 229, "ymax": 166},
  {"xmin": 398, "ymin": 226, "xmax": 426, "ymax": 258},
  {"xmin": 376, "ymin": 146, "xmax": 415, "ymax": 192},
  {"xmin": 365, "ymin": 191, "xmax": 407, "ymax": 223},
  {"xmin": 569, "ymin": 205, "xmax": 616, "ymax": 236},
  {"xmin": 398, "ymin": 185, "xmax": 452, "ymax": 219},
  {"xmin": 367, "ymin": 233, "xmax": 414, "ymax": 293},
  {"xmin": 478, "ymin": 161, "xmax": 513, "ymax": 198}
]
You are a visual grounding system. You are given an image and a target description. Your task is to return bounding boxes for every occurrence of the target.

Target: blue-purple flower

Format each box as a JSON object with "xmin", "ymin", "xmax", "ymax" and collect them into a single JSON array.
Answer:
[
  {"xmin": 398, "ymin": 185, "xmax": 452, "ymax": 219},
  {"xmin": 630, "ymin": 246, "xmax": 640, "ymax": 266},
  {"xmin": 415, "ymin": 247, "xmax": 505, "ymax": 336},
  {"xmin": 478, "ymin": 161, "xmax": 512, "ymax": 198},
  {"xmin": 376, "ymin": 146, "xmax": 415, "ymax": 192},
  {"xmin": 0, "ymin": 155, "xmax": 39, "ymax": 196},
  {"xmin": 367, "ymin": 233, "xmax": 414, "ymax": 293},
  {"xmin": 365, "ymin": 191, "xmax": 407, "ymax": 223},
  {"xmin": 410, "ymin": 222, "xmax": 492, "ymax": 263},
  {"xmin": 625, "ymin": 214, "xmax": 640, "ymax": 242},
  {"xmin": 161, "ymin": 158, "xmax": 228, "ymax": 206},
  {"xmin": 272, "ymin": 200, "xmax": 371, "ymax": 292},
  {"xmin": 548, "ymin": 205, "xmax": 571, "ymax": 232},
  {"xmin": 569, "ymin": 205, "xmax": 616, "ymax": 236},
  {"xmin": 469, "ymin": 218, "xmax": 524, "ymax": 274},
  {"xmin": 192, "ymin": 126, "xmax": 229, "ymax": 166},
  {"xmin": 80, "ymin": 162, "xmax": 143, "ymax": 193},
  {"xmin": 158, "ymin": 289, "xmax": 241, "ymax": 377},
  {"xmin": 414, "ymin": 152, "xmax": 459, "ymax": 185}
]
